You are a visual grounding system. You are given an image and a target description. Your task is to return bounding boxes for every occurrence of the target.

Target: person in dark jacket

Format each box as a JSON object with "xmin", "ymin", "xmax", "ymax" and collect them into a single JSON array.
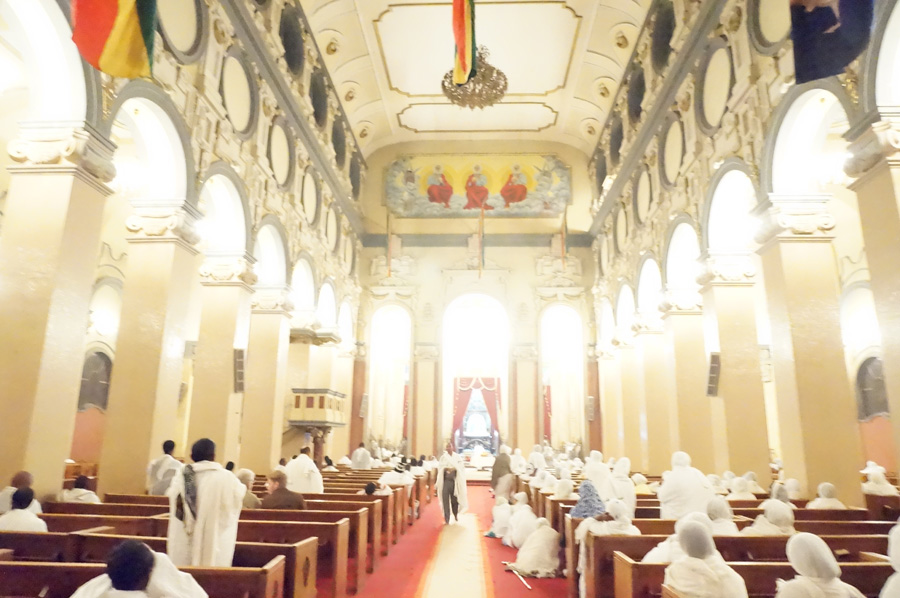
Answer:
[{"xmin": 260, "ymin": 471, "xmax": 306, "ymax": 510}]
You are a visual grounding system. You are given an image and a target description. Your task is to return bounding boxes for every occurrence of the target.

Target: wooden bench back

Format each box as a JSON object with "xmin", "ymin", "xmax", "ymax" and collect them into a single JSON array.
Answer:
[
  {"xmin": 39, "ymin": 514, "xmax": 155, "ymax": 536},
  {"xmin": 43, "ymin": 502, "xmax": 168, "ymax": 517}
]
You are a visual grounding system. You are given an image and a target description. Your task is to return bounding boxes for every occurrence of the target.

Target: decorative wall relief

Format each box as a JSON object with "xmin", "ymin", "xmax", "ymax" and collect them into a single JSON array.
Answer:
[{"xmin": 384, "ymin": 154, "xmax": 572, "ymax": 218}]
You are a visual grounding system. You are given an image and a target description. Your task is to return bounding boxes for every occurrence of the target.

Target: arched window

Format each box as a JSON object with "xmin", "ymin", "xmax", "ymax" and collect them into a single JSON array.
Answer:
[
  {"xmin": 540, "ymin": 304, "xmax": 584, "ymax": 445},
  {"xmin": 368, "ymin": 305, "xmax": 412, "ymax": 445},
  {"xmin": 78, "ymin": 352, "xmax": 113, "ymax": 411},
  {"xmin": 856, "ymin": 357, "xmax": 889, "ymax": 421}
]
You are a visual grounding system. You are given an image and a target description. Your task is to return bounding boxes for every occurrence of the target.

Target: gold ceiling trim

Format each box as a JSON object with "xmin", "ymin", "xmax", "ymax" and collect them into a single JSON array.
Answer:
[
  {"xmin": 372, "ymin": 1, "xmax": 582, "ymax": 99},
  {"xmin": 396, "ymin": 102, "xmax": 559, "ymax": 133}
]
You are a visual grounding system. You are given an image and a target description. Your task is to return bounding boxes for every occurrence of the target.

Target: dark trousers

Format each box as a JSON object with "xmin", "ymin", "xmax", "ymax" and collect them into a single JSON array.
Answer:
[{"xmin": 441, "ymin": 482, "xmax": 459, "ymax": 523}]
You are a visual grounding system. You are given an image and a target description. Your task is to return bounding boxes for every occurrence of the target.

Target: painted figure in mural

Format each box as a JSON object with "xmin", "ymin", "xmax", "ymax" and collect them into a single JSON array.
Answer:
[
  {"xmin": 426, "ymin": 165, "xmax": 453, "ymax": 207},
  {"xmin": 500, "ymin": 164, "xmax": 528, "ymax": 207},
  {"xmin": 464, "ymin": 164, "xmax": 492, "ymax": 210}
]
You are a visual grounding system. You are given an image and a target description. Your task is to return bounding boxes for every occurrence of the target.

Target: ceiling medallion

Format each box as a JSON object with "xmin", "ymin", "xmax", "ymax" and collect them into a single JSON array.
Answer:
[{"xmin": 441, "ymin": 46, "xmax": 508, "ymax": 110}]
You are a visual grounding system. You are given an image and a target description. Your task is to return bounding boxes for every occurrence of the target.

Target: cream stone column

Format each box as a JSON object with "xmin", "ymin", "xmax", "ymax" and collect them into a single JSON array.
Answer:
[
  {"xmin": 598, "ymin": 346, "xmax": 624, "ymax": 458},
  {"xmin": 846, "ymin": 120, "xmax": 900, "ymax": 470},
  {"xmin": 634, "ymin": 318, "xmax": 676, "ymax": 474},
  {"xmin": 186, "ymin": 257, "xmax": 256, "ymax": 464},
  {"xmin": 699, "ymin": 253, "xmax": 771, "ymax": 479},
  {"xmin": 239, "ymin": 287, "xmax": 292, "ymax": 474},
  {"xmin": 413, "ymin": 344, "xmax": 438, "ymax": 457},
  {"xmin": 0, "ymin": 123, "xmax": 114, "ymax": 498},
  {"xmin": 100, "ymin": 203, "xmax": 202, "ymax": 493},
  {"xmin": 754, "ymin": 195, "xmax": 864, "ymax": 505},
  {"xmin": 662, "ymin": 289, "xmax": 716, "ymax": 473},
  {"xmin": 618, "ymin": 343, "xmax": 648, "ymax": 472},
  {"xmin": 348, "ymin": 342, "xmax": 367, "ymax": 451},
  {"xmin": 513, "ymin": 345, "xmax": 539, "ymax": 449}
]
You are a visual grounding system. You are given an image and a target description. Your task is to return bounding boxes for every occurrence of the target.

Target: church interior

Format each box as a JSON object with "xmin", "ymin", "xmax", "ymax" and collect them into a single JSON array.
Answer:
[{"xmin": 3, "ymin": 0, "xmax": 900, "ymax": 596}]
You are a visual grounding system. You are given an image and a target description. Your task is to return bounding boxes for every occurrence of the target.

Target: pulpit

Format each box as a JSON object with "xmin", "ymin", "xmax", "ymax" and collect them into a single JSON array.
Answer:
[{"xmin": 289, "ymin": 387, "xmax": 347, "ymax": 467}]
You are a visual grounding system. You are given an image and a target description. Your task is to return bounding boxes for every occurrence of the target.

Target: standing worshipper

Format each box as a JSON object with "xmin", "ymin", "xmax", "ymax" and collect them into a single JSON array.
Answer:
[
  {"xmin": 491, "ymin": 445, "xmax": 514, "ymax": 500},
  {"xmin": 775, "ymin": 532, "xmax": 865, "ymax": 598},
  {"xmin": 437, "ymin": 443, "xmax": 468, "ymax": 524},
  {"xmin": 167, "ymin": 438, "xmax": 246, "ymax": 567},
  {"xmin": 0, "ymin": 488, "xmax": 47, "ymax": 531},
  {"xmin": 58, "ymin": 475, "xmax": 101, "ymax": 504},
  {"xmin": 350, "ymin": 442, "xmax": 372, "ymax": 470},
  {"xmin": 657, "ymin": 451, "xmax": 715, "ymax": 520},
  {"xmin": 663, "ymin": 521, "xmax": 749, "ymax": 598},
  {"xmin": 609, "ymin": 457, "xmax": 637, "ymax": 515},
  {"xmin": 583, "ymin": 451, "xmax": 615, "ymax": 502},
  {"xmin": 0, "ymin": 471, "xmax": 42, "ymax": 514},
  {"xmin": 147, "ymin": 440, "xmax": 183, "ymax": 496},
  {"xmin": 284, "ymin": 447, "xmax": 324, "ymax": 494}
]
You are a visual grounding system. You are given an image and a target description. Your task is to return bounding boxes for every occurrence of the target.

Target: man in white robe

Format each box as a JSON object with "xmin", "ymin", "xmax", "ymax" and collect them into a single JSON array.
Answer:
[
  {"xmin": 284, "ymin": 447, "xmax": 324, "ymax": 494},
  {"xmin": 0, "ymin": 471, "xmax": 42, "ymax": 514},
  {"xmin": 166, "ymin": 438, "xmax": 246, "ymax": 567},
  {"xmin": 0, "ymin": 488, "xmax": 47, "ymax": 532},
  {"xmin": 437, "ymin": 443, "xmax": 468, "ymax": 524},
  {"xmin": 657, "ymin": 451, "xmax": 715, "ymax": 520},
  {"xmin": 147, "ymin": 440, "xmax": 183, "ymax": 496},
  {"xmin": 350, "ymin": 442, "xmax": 372, "ymax": 470},
  {"xmin": 58, "ymin": 475, "xmax": 101, "ymax": 504},
  {"xmin": 71, "ymin": 539, "xmax": 207, "ymax": 598}
]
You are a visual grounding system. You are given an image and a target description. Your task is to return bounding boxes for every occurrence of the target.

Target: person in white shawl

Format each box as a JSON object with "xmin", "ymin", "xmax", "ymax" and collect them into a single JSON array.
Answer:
[
  {"xmin": 727, "ymin": 477, "xmax": 757, "ymax": 501},
  {"xmin": 775, "ymin": 532, "xmax": 865, "ymax": 598},
  {"xmin": 785, "ymin": 478, "xmax": 803, "ymax": 500},
  {"xmin": 664, "ymin": 521, "xmax": 749, "ymax": 598},
  {"xmin": 510, "ymin": 448, "xmax": 527, "ymax": 475},
  {"xmin": 350, "ymin": 443, "xmax": 372, "ymax": 470},
  {"xmin": 807, "ymin": 483, "xmax": 847, "ymax": 510},
  {"xmin": 707, "ymin": 496, "xmax": 741, "ymax": 535},
  {"xmin": 166, "ymin": 438, "xmax": 246, "ymax": 567},
  {"xmin": 772, "ymin": 482, "xmax": 798, "ymax": 509},
  {"xmin": 58, "ymin": 475, "xmax": 101, "ymax": 504},
  {"xmin": 506, "ymin": 503, "xmax": 539, "ymax": 549},
  {"xmin": 643, "ymin": 512, "xmax": 718, "ymax": 564},
  {"xmin": 862, "ymin": 461, "xmax": 887, "ymax": 476},
  {"xmin": 437, "ymin": 444, "xmax": 468, "ymax": 524},
  {"xmin": 657, "ymin": 452, "xmax": 715, "ymax": 520},
  {"xmin": 284, "ymin": 448, "xmax": 324, "ymax": 494},
  {"xmin": 510, "ymin": 491, "xmax": 529, "ymax": 512},
  {"xmin": 147, "ymin": 441, "xmax": 183, "ymax": 496},
  {"xmin": 743, "ymin": 471, "xmax": 767, "ymax": 494},
  {"xmin": 71, "ymin": 540, "xmax": 207, "ymax": 598},
  {"xmin": 742, "ymin": 499, "xmax": 796, "ymax": 536},
  {"xmin": 554, "ymin": 479, "xmax": 579, "ymax": 500},
  {"xmin": 609, "ymin": 458, "xmax": 637, "ymax": 516},
  {"xmin": 510, "ymin": 517, "xmax": 560, "ymax": 578},
  {"xmin": 528, "ymin": 444, "xmax": 548, "ymax": 472},
  {"xmin": 486, "ymin": 496, "xmax": 512, "ymax": 538},
  {"xmin": 880, "ymin": 524, "xmax": 900, "ymax": 598},
  {"xmin": 633, "ymin": 473, "xmax": 654, "ymax": 495},
  {"xmin": 576, "ymin": 500, "xmax": 641, "ymax": 598},
  {"xmin": 863, "ymin": 471, "xmax": 900, "ymax": 496},
  {"xmin": 337, "ymin": 455, "xmax": 352, "ymax": 466},
  {"xmin": 529, "ymin": 470, "xmax": 553, "ymax": 490}
]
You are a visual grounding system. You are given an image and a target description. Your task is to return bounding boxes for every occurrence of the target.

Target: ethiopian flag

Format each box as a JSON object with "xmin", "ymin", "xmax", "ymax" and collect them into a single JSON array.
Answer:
[
  {"xmin": 452, "ymin": 0, "xmax": 475, "ymax": 85},
  {"xmin": 72, "ymin": 0, "xmax": 157, "ymax": 79}
]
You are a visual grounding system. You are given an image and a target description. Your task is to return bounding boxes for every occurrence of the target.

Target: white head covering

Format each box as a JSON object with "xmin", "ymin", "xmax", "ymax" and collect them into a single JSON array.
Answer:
[
  {"xmin": 554, "ymin": 479, "xmax": 575, "ymax": 499},
  {"xmin": 727, "ymin": 477, "xmax": 756, "ymax": 501},
  {"xmin": 500, "ymin": 445, "xmax": 512, "ymax": 455},
  {"xmin": 512, "ymin": 491, "xmax": 529, "ymax": 509},
  {"xmin": 778, "ymin": 533, "xmax": 865, "ymax": 598},
  {"xmin": 612, "ymin": 457, "xmax": 631, "ymax": 478},
  {"xmin": 764, "ymin": 500, "xmax": 795, "ymax": 529},
  {"xmin": 657, "ymin": 451, "xmax": 715, "ymax": 519},
  {"xmin": 583, "ymin": 450, "xmax": 613, "ymax": 502},
  {"xmin": 632, "ymin": 473, "xmax": 648, "ymax": 485},
  {"xmin": 818, "ymin": 483, "xmax": 836, "ymax": 499},
  {"xmin": 861, "ymin": 460, "xmax": 886, "ymax": 475},
  {"xmin": 672, "ymin": 451, "xmax": 691, "ymax": 468},
  {"xmin": 785, "ymin": 478, "xmax": 802, "ymax": 499},
  {"xmin": 678, "ymin": 520, "xmax": 716, "ymax": 558},
  {"xmin": 664, "ymin": 522, "xmax": 749, "ymax": 598},
  {"xmin": 863, "ymin": 471, "xmax": 899, "ymax": 496},
  {"xmin": 707, "ymin": 497, "xmax": 733, "ymax": 522},
  {"xmin": 514, "ymin": 448, "xmax": 523, "ymax": 457}
]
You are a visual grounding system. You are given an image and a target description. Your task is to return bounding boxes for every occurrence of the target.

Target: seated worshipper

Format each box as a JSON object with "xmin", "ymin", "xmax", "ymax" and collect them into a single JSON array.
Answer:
[
  {"xmin": 0, "ymin": 471, "xmax": 42, "ymax": 514},
  {"xmin": 785, "ymin": 478, "xmax": 803, "ymax": 500},
  {"xmin": 707, "ymin": 474, "xmax": 728, "ymax": 495},
  {"xmin": 880, "ymin": 524, "xmax": 900, "ymax": 598},
  {"xmin": 71, "ymin": 539, "xmax": 207, "ymax": 598},
  {"xmin": 491, "ymin": 445, "xmax": 514, "ymax": 500},
  {"xmin": 358, "ymin": 482, "xmax": 392, "ymax": 496},
  {"xmin": 610, "ymin": 458, "xmax": 637, "ymax": 515},
  {"xmin": 862, "ymin": 460, "xmax": 888, "ymax": 476},
  {"xmin": 576, "ymin": 500, "xmax": 641, "ymax": 598},
  {"xmin": 863, "ymin": 471, "xmax": 900, "ymax": 496},
  {"xmin": 274, "ymin": 458, "xmax": 288, "ymax": 474},
  {"xmin": 807, "ymin": 482, "xmax": 847, "ymax": 510},
  {"xmin": 528, "ymin": 470, "xmax": 551, "ymax": 490},
  {"xmin": 147, "ymin": 440, "xmax": 182, "ymax": 496},
  {"xmin": 506, "ymin": 502, "xmax": 539, "ymax": 549},
  {"xmin": 510, "ymin": 448, "xmax": 528, "ymax": 475},
  {"xmin": 775, "ymin": 532, "xmax": 866, "ymax": 598},
  {"xmin": 643, "ymin": 512, "xmax": 718, "ymax": 564},
  {"xmin": 633, "ymin": 473, "xmax": 655, "ymax": 495},
  {"xmin": 285, "ymin": 447, "xmax": 324, "ymax": 494},
  {"xmin": 486, "ymin": 496, "xmax": 512, "ymax": 538},
  {"xmin": 337, "ymin": 455, "xmax": 352, "ymax": 466},
  {"xmin": 528, "ymin": 444, "xmax": 548, "ymax": 472},
  {"xmin": 225, "ymin": 461, "xmax": 235, "ymax": 472},
  {"xmin": 261, "ymin": 470, "xmax": 307, "ymax": 510},
  {"xmin": 663, "ymin": 521, "xmax": 749, "ymax": 598},
  {"xmin": 58, "ymin": 475, "xmax": 101, "ymax": 504},
  {"xmin": 555, "ymin": 479, "xmax": 579, "ymax": 500},
  {"xmin": 571, "ymin": 480, "xmax": 607, "ymax": 519},
  {"xmin": 379, "ymin": 463, "xmax": 415, "ymax": 487},
  {"xmin": 350, "ymin": 442, "xmax": 372, "ymax": 470},
  {"xmin": 727, "ymin": 477, "xmax": 757, "ymax": 501},
  {"xmin": 707, "ymin": 497, "xmax": 740, "ymax": 535},
  {"xmin": 743, "ymin": 471, "xmax": 767, "ymax": 494},
  {"xmin": 166, "ymin": 438, "xmax": 246, "ymax": 566},
  {"xmin": 658, "ymin": 452, "xmax": 716, "ymax": 520},
  {"xmin": 0, "ymin": 488, "xmax": 47, "ymax": 532},
  {"xmin": 236, "ymin": 469, "xmax": 261, "ymax": 509},
  {"xmin": 410, "ymin": 459, "xmax": 426, "ymax": 476},
  {"xmin": 322, "ymin": 457, "xmax": 339, "ymax": 472},
  {"xmin": 509, "ymin": 517, "xmax": 561, "ymax": 578},
  {"xmin": 771, "ymin": 482, "xmax": 798, "ymax": 509},
  {"xmin": 742, "ymin": 499, "xmax": 797, "ymax": 536}
]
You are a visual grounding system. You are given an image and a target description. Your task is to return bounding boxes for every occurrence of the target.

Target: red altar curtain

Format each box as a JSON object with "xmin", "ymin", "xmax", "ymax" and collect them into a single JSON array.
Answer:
[
  {"xmin": 452, "ymin": 380, "xmax": 474, "ymax": 442},
  {"xmin": 402, "ymin": 384, "xmax": 409, "ymax": 440},
  {"xmin": 452, "ymin": 377, "xmax": 501, "ymax": 439},
  {"xmin": 543, "ymin": 385, "xmax": 552, "ymax": 443}
]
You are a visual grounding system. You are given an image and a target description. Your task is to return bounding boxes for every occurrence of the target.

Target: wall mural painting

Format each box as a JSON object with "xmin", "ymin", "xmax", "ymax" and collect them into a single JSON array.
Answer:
[{"xmin": 385, "ymin": 154, "xmax": 572, "ymax": 218}]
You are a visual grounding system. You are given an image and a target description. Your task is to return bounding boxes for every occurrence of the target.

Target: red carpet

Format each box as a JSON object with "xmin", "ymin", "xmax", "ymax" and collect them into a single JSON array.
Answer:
[{"xmin": 469, "ymin": 486, "xmax": 568, "ymax": 598}]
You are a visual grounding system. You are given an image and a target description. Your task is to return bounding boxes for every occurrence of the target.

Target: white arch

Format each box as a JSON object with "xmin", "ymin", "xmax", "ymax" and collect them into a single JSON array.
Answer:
[
  {"xmin": 88, "ymin": 281, "xmax": 123, "ymax": 341},
  {"xmin": 636, "ymin": 258, "xmax": 663, "ymax": 317},
  {"xmin": 338, "ymin": 301, "xmax": 354, "ymax": 350},
  {"xmin": 771, "ymin": 89, "xmax": 849, "ymax": 194},
  {"xmin": 197, "ymin": 174, "xmax": 246, "ymax": 256},
  {"xmin": 665, "ymin": 223, "xmax": 701, "ymax": 292},
  {"xmin": 615, "ymin": 284, "xmax": 636, "ymax": 341},
  {"xmin": 316, "ymin": 281, "xmax": 338, "ymax": 329},
  {"xmin": 253, "ymin": 223, "xmax": 288, "ymax": 287},
  {"xmin": 367, "ymin": 304, "xmax": 412, "ymax": 445},
  {"xmin": 540, "ymin": 303, "xmax": 585, "ymax": 445},
  {"xmin": 877, "ymin": 2, "xmax": 900, "ymax": 107},
  {"xmin": 707, "ymin": 170, "xmax": 758, "ymax": 253},
  {"xmin": 597, "ymin": 297, "xmax": 616, "ymax": 347}
]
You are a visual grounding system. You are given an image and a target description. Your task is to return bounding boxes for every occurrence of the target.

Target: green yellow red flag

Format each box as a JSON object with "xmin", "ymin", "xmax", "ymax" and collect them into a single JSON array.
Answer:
[
  {"xmin": 72, "ymin": 0, "xmax": 156, "ymax": 79},
  {"xmin": 452, "ymin": 0, "xmax": 475, "ymax": 85}
]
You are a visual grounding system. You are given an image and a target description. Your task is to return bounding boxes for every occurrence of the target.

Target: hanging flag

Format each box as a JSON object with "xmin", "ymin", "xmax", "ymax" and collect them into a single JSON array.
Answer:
[
  {"xmin": 452, "ymin": 0, "xmax": 476, "ymax": 85},
  {"xmin": 72, "ymin": 0, "xmax": 157, "ymax": 79},
  {"xmin": 790, "ymin": 0, "xmax": 873, "ymax": 84}
]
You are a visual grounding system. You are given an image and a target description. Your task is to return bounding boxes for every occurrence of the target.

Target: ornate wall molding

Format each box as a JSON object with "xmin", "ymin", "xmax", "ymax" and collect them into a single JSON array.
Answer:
[
  {"xmin": 698, "ymin": 252, "xmax": 757, "ymax": 286},
  {"xmin": 7, "ymin": 121, "xmax": 116, "ymax": 188},
  {"xmin": 251, "ymin": 286, "xmax": 294, "ymax": 314},
  {"xmin": 754, "ymin": 194, "xmax": 836, "ymax": 244},
  {"xmin": 199, "ymin": 254, "xmax": 259, "ymax": 287},
  {"xmin": 845, "ymin": 118, "xmax": 900, "ymax": 178},
  {"xmin": 125, "ymin": 204, "xmax": 202, "ymax": 249}
]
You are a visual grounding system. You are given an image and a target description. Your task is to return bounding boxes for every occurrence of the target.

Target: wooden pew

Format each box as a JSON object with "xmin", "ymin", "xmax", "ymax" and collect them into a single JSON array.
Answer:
[
  {"xmin": 632, "ymin": 506, "xmax": 867, "ymax": 521},
  {"xmin": 39, "ymin": 514, "xmax": 156, "ymax": 536},
  {"xmin": 302, "ymin": 493, "xmax": 395, "ymax": 552},
  {"xmin": 625, "ymin": 519, "xmax": 894, "ymax": 536},
  {"xmin": 613, "ymin": 552, "xmax": 892, "ymax": 598},
  {"xmin": 70, "ymin": 533, "xmax": 316, "ymax": 598},
  {"xmin": 0, "ymin": 556, "xmax": 286, "ymax": 598},
  {"xmin": 865, "ymin": 493, "xmax": 900, "ymax": 521},
  {"xmin": 43, "ymin": 502, "xmax": 168, "ymax": 517},
  {"xmin": 305, "ymin": 500, "xmax": 382, "ymax": 570},
  {"xmin": 547, "ymin": 497, "xmax": 579, "ymax": 531},
  {"xmin": 103, "ymin": 493, "xmax": 168, "ymax": 505},
  {"xmin": 0, "ymin": 530, "xmax": 80, "ymax": 562}
]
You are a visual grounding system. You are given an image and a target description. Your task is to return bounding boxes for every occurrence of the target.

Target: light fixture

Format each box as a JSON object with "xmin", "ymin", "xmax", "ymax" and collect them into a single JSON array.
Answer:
[{"xmin": 441, "ymin": 46, "xmax": 508, "ymax": 110}]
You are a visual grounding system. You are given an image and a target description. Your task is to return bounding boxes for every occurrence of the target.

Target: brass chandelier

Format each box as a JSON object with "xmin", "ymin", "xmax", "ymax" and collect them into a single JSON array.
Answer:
[{"xmin": 441, "ymin": 46, "xmax": 508, "ymax": 109}]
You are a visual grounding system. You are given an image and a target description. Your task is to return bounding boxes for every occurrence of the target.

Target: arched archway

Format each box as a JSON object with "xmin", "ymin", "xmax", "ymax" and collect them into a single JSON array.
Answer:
[
  {"xmin": 636, "ymin": 257, "xmax": 663, "ymax": 322},
  {"xmin": 290, "ymin": 257, "xmax": 316, "ymax": 328},
  {"xmin": 253, "ymin": 220, "xmax": 289, "ymax": 288},
  {"xmin": 367, "ymin": 304, "xmax": 412, "ymax": 447},
  {"xmin": 664, "ymin": 221, "xmax": 701, "ymax": 302},
  {"xmin": 197, "ymin": 172, "xmax": 249, "ymax": 258},
  {"xmin": 540, "ymin": 303, "xmax": 585, "ymax": 447},
  {"xmin": 316, "ymin": 281, "xmax": 338, "ymax": 333},
  {"xmin": 615, "ymin": 284, "xmax": 636, "ymax": 341},
  {"xmin": 706, "ymin": 168, "xmax": 759, "ymax": 253}
]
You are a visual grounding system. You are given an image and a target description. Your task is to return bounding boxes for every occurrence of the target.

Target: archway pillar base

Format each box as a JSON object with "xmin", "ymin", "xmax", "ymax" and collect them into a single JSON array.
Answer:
[
  {"xmin": 618, "ymin": 344, "xmax": 648, "ymax": 474},
  {"xmin": 635, "ymin": 322, "xmax": 676, "ymax": 475}
]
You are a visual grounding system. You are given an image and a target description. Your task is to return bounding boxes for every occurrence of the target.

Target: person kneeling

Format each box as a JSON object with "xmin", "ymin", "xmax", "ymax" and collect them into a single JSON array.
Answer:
[
  {"xmin": 509, "ymin": 518, "xmax": 560, "ymax": 578},
  {"xmin": 664, "ymin": 521, "xmax": 748, "ymax": 598}
]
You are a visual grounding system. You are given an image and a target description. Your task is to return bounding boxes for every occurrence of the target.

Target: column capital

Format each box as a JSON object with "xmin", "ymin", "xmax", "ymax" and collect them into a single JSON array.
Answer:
[
  {"xmin": 7, "ymin": 121, "xmax": 116, "ymax": 189},
  {"xmin": 845, "ymin": 118, "xmax": 900, "ymax": 179},
  {"xmin": 596, "ymin": 342, "xmax": 618, "ymax": 360},
  {"xmin": 125, "ymin": 203, "xmax": 202, "ymax": 250},
  {"xmin": 661, "ymin": 286, "xmax": 703, "ymax": 314},
  {"xmin": 753, "ymin": 194, "xmax": 835, "ymax": 244},
  {"xmin": 199, "ymin": 254, "xmax": 258, "ymax": 289},
  {"xmin": 414, "ymin": 343, "xmax": 439, "ymax": 361},
  {"xmin": 698, "ymin": 252, "xmax": 757, "ymax": 287},
  {"xmin": 512, "ymin": 344, "xmax": 538, "ymax": 361},
  {"xmin": 250, "ymin": 286, "xmax": 294, "ymax": 315},
  {"xmin": 633, "ymin": 312, "xmax": 665, "ymax": 335}
]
